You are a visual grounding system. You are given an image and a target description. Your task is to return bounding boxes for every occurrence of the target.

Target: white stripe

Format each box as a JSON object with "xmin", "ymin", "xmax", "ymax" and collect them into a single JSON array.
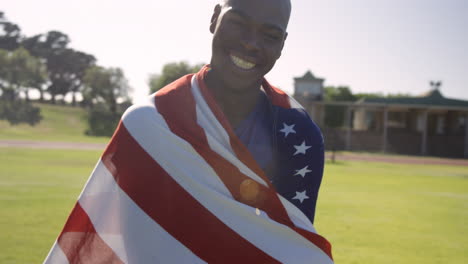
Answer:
[
  {"xmin": 122, "ymin": 101, "xmax": 333, "ymax": 263},
  {"xmin": 43, "ymin": 241, "xmax": 69, "ymax": 264},
  {"xmin": 278, "ymin": 195, "xmax": 316, "ymax": 232},
  {"xmin": 191, "ymin": 75, "xmax": 269, "ymax": 187},
  {"xmin": 190, "ymin": 75, "xmax": 233, "ymax": 154},
  {"xmin": 122, "ymin": 102, "xmax": 233, "ymax": 197},
  {"xmin": 192, "ymin": 76, "xmax": 316, "ymax": 232},
  {"xmin": 78, "ymin": 160, "xmax": 206, "ymax": 264}
]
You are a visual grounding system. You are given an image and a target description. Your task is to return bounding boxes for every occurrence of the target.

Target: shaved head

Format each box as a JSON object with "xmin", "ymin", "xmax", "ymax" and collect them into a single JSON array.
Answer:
[
  {"xmin": 219, "ymin": 0, "xmax": 292, "ymax": 29},
  {"xmin": 208, "ymin": 0, "xmax": 292, "ymax": 92}
]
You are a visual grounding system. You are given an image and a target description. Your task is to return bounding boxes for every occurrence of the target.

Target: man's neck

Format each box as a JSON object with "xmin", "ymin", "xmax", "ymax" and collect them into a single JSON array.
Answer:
[{"xmin": 205, "ymin": 70, "xmax": 263, "ymax": 128}]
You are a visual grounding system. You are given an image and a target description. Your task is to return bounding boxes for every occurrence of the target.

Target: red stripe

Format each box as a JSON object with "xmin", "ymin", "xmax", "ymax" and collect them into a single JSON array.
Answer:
[
  {"xmin": 156, "ymin": 74, "xmax": 294, "ymax": 227},
  {"xmin": 102, "ymin": 122, "xmax": 279, "ymax": 263},
  {"xmin": 195, "ymin": 67, "xmax": 292, "ymax": 200},
  {"xmin": 195, "ymin": 69, "xmax": 270, "ymax": 183},
  {"xmin": 194, "ymin": 69, "xmax": 296, "ymax": 222},
  {"xmin": 198, "ymin": 68, "xmax": 333, "ymax": 260},
  {"xmin": 57, "ymin": 203, "xmax": 124, "ymax": 264},
  {"xmin": 293, "ymin": 227, "xmax": 333, "ymax": 260},
  {"xmin": 157, "ymin": 71, "xmax": 333, "ymax": 260},
  {"xmin": 261, "ymin": 78, "xmax": 291, "ymax": 109}
]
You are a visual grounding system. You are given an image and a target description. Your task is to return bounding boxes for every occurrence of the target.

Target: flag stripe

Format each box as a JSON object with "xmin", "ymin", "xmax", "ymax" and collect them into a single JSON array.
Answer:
[
  {"xmin": 121, "ymin": 104, "xmax": 333, "ymax": 263},
  {"xmin": 193, "ymin": 71, "xmax": 333, "ymax": 259},
  {"xmin": 292, "ymin": 227, "xmax": 333, "ymax": 259},
  {"xmin": 191, "ymin": 76, "xmax": 269, "ymax": 187},
  {"xmin": 156, "ymin": 75, "xmax": 294, "ymax": 227},
  {"xmin": 278, "ymin": 195, "xmax": 316, "ymax": 232},
  {"xmin": 79, "ymin": 160, "xmax": 207, "ymax": 264},
  {"xmin": 195, "ymin": 71, "xmax": 272, "ymax": 180},
  {"xmin": 57, "ymin": 203, "xmax": 124, "ymax": 264},
  {"xmin": 102, "ymin": 121, "xmax": 279, "ymax": 263},
  {"xmin": 44, "ymin": 241, "xmax": 69, "ymax": 264},
  {"xmin": 44, "ymin": 67, "xmax": 334, "ymax": 263},
  {"xmin": 261, "ymin": 78, "xmax": 291, "ymax": 109}
]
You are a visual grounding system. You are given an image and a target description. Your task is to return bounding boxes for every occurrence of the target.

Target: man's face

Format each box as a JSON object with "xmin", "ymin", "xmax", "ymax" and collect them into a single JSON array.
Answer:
[{"xmin": 209, "ymin": 0, "xmax": 290, "ymax": 90}]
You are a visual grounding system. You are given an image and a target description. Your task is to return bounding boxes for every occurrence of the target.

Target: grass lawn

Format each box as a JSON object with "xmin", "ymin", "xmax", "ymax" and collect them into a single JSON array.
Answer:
[
  {"xmin": 1, "ymin": 147, "xmax": 467, "ymax": 263},
  {"xmin": 0, "ymin": 148, "xmax": 101, "ymax": 263},
  {"xmin": 316, "ymin": 160, "xmax": 468, "ymax": 264},
  {"xmin": 0, "ymin": 103, "xmax": 109, "ymax": 144}
]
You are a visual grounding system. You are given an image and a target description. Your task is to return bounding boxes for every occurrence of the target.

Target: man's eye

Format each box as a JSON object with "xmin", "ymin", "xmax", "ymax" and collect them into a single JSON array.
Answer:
[{"xmin": 265, "ymin": 33, "xmax": 281, "ymax": 41}]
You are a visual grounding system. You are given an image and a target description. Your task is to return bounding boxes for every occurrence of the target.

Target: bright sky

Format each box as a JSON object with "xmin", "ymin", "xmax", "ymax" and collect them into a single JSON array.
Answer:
[{"xmin": 3, "ymin": 0, "xmax": 468, "ymax": 103}]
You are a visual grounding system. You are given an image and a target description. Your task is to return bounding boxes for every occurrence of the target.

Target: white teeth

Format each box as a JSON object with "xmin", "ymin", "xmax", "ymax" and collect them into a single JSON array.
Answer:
[{"xmin": 230, "ymin": 55, "xmax": 255, "ymax": 70}]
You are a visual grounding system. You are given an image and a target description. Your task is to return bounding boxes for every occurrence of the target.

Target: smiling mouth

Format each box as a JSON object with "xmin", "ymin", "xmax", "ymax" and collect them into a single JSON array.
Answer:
[{"xmin": 230, "ymin": 54, "xmax": 256, "ymax": 70}]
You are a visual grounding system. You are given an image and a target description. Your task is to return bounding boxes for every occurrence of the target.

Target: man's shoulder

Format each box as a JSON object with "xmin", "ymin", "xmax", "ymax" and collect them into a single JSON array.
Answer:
[
  {"xmin": 120, "ymin": 97, "xmax": 158, "ymax": 125},
  {"xmin": 121, "ymin": 74, "xmax": 196, "ymax": 124},
  {"xmin": 154, "ymin": 74, "xmax": 195, "ymax": 98}
]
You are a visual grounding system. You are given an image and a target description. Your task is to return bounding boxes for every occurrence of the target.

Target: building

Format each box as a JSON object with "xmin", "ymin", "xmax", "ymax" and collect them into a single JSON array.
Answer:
[
  {"xmin": 293, "ymin": 71, "xmax": 468, "ymax": 158},
  {"xmin": 293, "ymin": 71, "xmax": 327, "ymax": 128},
  {"xmin": 353, "ymin": 89, "xmax": 468, "ymax": 158},
  {"xmin": 293, "ymin": 71, "xmax": 324, "ymax": 100}
]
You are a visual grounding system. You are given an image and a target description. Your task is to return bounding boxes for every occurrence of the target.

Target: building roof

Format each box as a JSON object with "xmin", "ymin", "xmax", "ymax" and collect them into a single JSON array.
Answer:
[
  {"xmin": 294, "ymin": 71, "xmax": 324, "ymax": 82},
  {"xmin": 358, "ymin": 89, "xmax": 468, "ymax": 108}
]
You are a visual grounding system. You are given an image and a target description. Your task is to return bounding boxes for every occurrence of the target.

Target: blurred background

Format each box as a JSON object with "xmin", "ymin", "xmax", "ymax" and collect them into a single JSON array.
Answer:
[{"xmin": 0, "ymin": 0, "xmax": 467, "ymax": 263}]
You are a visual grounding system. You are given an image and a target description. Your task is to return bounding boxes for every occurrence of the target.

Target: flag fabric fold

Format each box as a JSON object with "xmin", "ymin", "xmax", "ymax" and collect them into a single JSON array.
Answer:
[{"xmin": 44, "ymin": 66, "xmax": 333, "ymax": 264}]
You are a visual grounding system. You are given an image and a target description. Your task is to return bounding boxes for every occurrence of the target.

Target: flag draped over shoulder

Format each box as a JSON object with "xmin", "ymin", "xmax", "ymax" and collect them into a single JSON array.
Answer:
[{"xmin": 44, "ymin": 66, "xmax": 333, "ymax": 264}]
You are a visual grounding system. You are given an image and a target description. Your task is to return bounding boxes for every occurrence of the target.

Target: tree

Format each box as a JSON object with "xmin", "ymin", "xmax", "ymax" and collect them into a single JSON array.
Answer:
[
  {"xmin": 148, "ymin": 61, "xmax": 204, "ymax": 93},
  {"xmin": 0, "ymin": 12, "xmax": 22, "ymax": 51},
  {"xmin": 65, "ymin": 50, "xmax": 96, "ymax": 106},
  {"xmin": 0, "ymin": 48, "xmax": 43, "ymax": 125},
  {"xmin": 83, "ymin": 66, "xmax": 131, "ymax": 136},
  {"xmin": 354, "ymin": 92, "xmax": 384, "ymax": 100},
  {"xmin": 83, "ymin": 66, "xmax": 131, "ymax": 113},
  {"xmin": 0, "ymin": 99, "xmax": 42, "ymax": 125},
  {"xmin": 324, "ymin": 86, "xmax": 356, "ymax": 102},
  {"xmin": 23, "ymin": 31, "xmax": 73, "ymax": 103},
  {"xmin": 323, "ymin": 86, "xmax": 355, "ymax": 128},
  {"xmin": 0, "ymin": 48, "xmax": 47, "ymax": 101}
]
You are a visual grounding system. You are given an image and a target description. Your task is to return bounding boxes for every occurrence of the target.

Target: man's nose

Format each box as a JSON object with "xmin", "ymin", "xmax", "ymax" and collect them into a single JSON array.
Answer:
[{"xmin": 240, "ymin": 29, "xmax": 260, "ymax": 51}]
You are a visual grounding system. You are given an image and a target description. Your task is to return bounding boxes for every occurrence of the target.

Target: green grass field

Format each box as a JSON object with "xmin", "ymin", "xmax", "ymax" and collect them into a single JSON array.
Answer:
[
  {"xmin": 317, "ymin": 160, "xmax": 468, "ymax": 264},
  {"xmin": 0, "ymin": 148, "xmax": 101, "ymax": 263},
  {"xmin": 1, "ymin": 147, "xmax": 467, "ymax": 263},
  {"xmin": 0, "ymin": 103, "xmax": 109, "ymax": 143}
]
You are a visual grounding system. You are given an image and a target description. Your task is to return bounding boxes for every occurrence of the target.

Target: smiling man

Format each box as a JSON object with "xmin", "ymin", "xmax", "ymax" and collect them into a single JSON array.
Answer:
[
  {"xmin": 205, "ymin": 0, "xmax": 325, "ymax": 225},
  {"xmin": 44, "ymin": 0, "xmax": 333, "ymax": 263},
  {"xmin": 207, "ymin": 0, "xmax": 290, "ymax": 127}
]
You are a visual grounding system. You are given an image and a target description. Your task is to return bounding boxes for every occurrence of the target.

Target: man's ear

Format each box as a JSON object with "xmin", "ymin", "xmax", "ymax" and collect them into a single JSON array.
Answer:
[{"xmin": 210, "ymin": 4, "xmax": 222, "ymax": 34}]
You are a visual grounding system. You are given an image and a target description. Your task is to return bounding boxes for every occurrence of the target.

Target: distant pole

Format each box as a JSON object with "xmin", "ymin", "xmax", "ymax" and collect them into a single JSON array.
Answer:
[
  {"xmin": 464, "ymin": 114, "xmax": 468, "ymax": 159},
  {"xmin": 319, "ymin": 104, "xmax": 325, "ymax": 127},
  {"xmin": 382, "ymin": 107, "xmax": 388, "ymax": 153},
  {"xmin": 421, "ymin": 110, "xmax": 428, "ymax": 156},
  {"xmin": 345, "ymin": 106, "xmax": 352, "ymax": 151}
]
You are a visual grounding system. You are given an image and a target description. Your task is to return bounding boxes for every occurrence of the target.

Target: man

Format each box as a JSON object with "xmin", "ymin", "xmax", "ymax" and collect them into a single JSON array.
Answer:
[
  {"xmin": 207, "ymin": 0, "xmax": 324, "ymax": 225},
  {"xmin": 44, "ymin": 0, "xmax": 333, "ymax": 263}
]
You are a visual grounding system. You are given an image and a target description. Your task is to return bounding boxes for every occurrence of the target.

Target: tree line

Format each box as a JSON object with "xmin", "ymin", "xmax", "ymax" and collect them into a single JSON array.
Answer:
[
  {"xmin": 323, "ymin": 86, "xmax": 410, "ymax": 128},
  {"xmin": 2, "ymin": 11, "xmax": 408, "ymax": 135},
  {"xmin": 0, "ymin": 11, "xmax": 131, "ymax": 135}
]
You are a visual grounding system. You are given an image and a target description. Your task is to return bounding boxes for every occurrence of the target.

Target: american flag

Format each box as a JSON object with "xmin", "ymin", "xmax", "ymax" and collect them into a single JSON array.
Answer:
[{"xmin": 44, "ymin": 66, "xmax": 333, "ymax": 263}]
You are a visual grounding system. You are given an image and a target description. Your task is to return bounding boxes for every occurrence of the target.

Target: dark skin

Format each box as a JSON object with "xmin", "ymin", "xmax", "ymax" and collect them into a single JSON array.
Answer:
[{"xmin": 205, "ymin": 0, "xmax": 291, "ymax": 128}]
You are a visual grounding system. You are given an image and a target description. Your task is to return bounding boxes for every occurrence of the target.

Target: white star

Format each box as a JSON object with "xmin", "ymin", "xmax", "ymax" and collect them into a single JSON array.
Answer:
[
  {"xmin": 279, "ymin": 123, "xmax": 296, "ymax": 138},
  {"xmin": 292, "ymin": 190, "xmax": 309, "ymax": 203},
  {"xmin": 293, "ymin": 141, "xmax": 311, "ymax": 155},
  {"xmin": 294, "ymin": 165, "xmax": 312, "ymax": 178}
]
